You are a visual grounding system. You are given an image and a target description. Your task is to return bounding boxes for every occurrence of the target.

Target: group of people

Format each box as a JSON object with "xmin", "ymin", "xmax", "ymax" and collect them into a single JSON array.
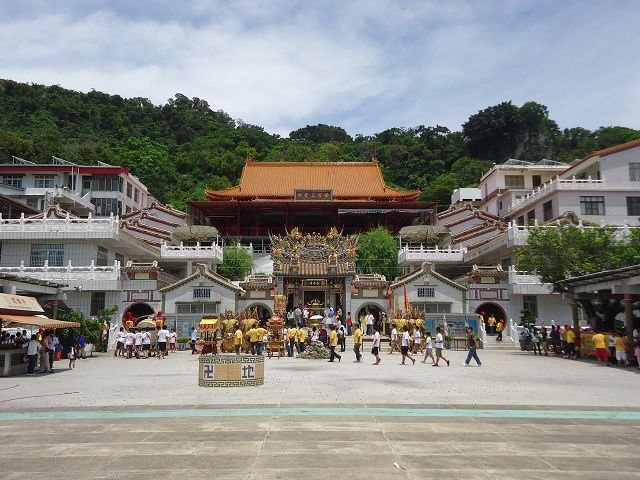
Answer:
[
  {"xmin": 22, "ymin": 329, "xmax": 61, "ymax": 375},
  {"xmin": 590, "ymin": 330, "xmax": 640, "ymax": 368},
  {"xmin": 112, "ymin": 325, "xmax": 176, "ymax": 359},
  {"xmin": 482, "ymin": 314, "xmax": 505, "ymax": 341}
]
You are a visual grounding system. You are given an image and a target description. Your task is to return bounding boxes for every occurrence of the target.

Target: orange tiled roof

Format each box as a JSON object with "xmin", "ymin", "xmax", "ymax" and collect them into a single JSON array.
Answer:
[{"xmin": 206, "ymin": 160, "xmax": 420, "ymax": 201}]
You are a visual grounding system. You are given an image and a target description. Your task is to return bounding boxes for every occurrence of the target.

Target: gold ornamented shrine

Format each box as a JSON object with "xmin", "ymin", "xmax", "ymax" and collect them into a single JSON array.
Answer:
[{"xmin": 270, "ymin": 228, "xmax": 358, "ymax": 312}]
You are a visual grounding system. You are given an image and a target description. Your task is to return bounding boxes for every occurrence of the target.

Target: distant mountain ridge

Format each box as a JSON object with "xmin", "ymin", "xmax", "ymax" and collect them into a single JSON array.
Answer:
[{"xmin": 1, "ymin": 79, "xmax": 638, "ymax": 209}]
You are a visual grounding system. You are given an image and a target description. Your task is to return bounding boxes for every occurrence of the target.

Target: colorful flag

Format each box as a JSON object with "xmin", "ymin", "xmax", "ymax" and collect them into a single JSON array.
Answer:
[{"xmin": 403, "ymin": 284, "xmax": 410, "ymax": 313}]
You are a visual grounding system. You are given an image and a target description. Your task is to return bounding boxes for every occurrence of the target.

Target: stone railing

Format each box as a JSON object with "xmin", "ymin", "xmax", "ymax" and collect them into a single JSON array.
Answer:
[
  {"xmin": 398, "ymin": 245, "xmax": 467, "ymax": 264},
  {"xmin": 509, "ymin": 318, "xmax": 519, "ymax": 345},
  {"xmin": 507, "ymin": 221, "xmax": 638, "ymax": 248},
  {"xmin": 508, "ymin": 176, "xmax": 606, "ymax": 214},
  {"xmin": 160, "ymin": 242, "xmax": 223, "ymax": 262},
  {"xmin": 0, "ymin": 212, "xmax": 119, "ymax": 234},
  {"xmin": 0, "ymin": 260, "xmax": 121, "ymax": 287}
]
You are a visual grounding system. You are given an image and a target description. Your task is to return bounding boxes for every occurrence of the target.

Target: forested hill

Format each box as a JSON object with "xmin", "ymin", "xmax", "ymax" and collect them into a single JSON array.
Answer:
[{"xmin": 1, "ymin": 79, "xmax": 639, "ymax": 210}]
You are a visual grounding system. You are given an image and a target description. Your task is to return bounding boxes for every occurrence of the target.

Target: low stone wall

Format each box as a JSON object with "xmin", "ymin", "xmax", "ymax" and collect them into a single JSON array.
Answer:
[{"xmin": 198, "ymin": 354, "xmax": 264, "ymax": 387}]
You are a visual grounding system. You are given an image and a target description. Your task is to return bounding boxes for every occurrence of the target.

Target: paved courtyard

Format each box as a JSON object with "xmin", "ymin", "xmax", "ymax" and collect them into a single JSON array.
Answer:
[{"xmin": 1, "ymin": 346, "xmax": 639, "ymax": 479}]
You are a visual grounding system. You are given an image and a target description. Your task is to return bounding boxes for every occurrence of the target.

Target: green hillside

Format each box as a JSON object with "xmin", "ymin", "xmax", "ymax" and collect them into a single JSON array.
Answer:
[{"xmin": 1, "ymin": 79, "xmax": 638, "ymax": 209}]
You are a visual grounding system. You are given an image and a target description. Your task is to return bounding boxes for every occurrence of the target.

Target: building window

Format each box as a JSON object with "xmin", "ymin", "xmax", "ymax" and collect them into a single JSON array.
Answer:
[
  {"xmin": 505, "ymin": 175, "xmax": 525, "ymax": 189},
  {"xmin": 90, "ymin": 292, "xmax": 106, "ymax": 316},
  {"xmin": 417, "ymin": 287, "xmax": 435, "ymax": 298},
  {"xmin": 126, "ymin": 183, "xmax": 132, "ymax": 198},
  {"xmin": 176, "ymin": 303, "xmax": 218, "ymax": 314},
  {"xmin": 532, "ymin": 175, "xmax": 542, "ymax": 188},
  {"xmin": 30, "ymin": 244, "xmax": 64, "ymax": 267},
  {"xmin": 517, "ymin": 216, "xmax": 524, "ymax": 226},
  {"xmin": 627, "ymin": 197, "xmax": 640, "ymax": 216},
  {"xmin": 411, "ymin": 303, "xmax": 451, "ymax": 314},
  {"xmin": 34, "ymin": 175, "xmax": 56, "ymax": 188},
  {"xmin": 580, "ymin": 196, "xmax": 605, "ymax": 215},
  {"xmin": 97, "ymin": 246, "xmax": 108, "ymax": 266},
  {"xmin": 1, "ymin": 175, "xmax": 23, "ymax": 188},
  {"xmin": 91, "ymin": 198, "xmax": 119, "ymax": 217},
  {"xmin": 91, "ymin": 175, "xmax": 123, "ymax": 192},
  {"xmin": 193, "ymin": 288, "xmax": 211, "ymax": 300},
  {"xmin": 526, "ymin": 210, "xmax": 536, "ymax": 224},
  {"xmin": 543, "ymin": 201, "xmax": 553, "ymax": 221},
  {"xmin": 629, "ymin": 163, "xmax": 640, "ymax": 181},
  {"xmin": 115, "ymin": 253, "xmax": 125, "ymax": 266},
  {"xmin": 134, "ymin": 188, "xmax": 139, "ymax": 203},
  {"xmin": 523, "ymin": 295, "xmax": 538, "ymax": 317}
]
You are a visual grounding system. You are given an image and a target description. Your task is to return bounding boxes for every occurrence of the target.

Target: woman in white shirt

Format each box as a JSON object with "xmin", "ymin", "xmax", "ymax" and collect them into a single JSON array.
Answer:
[{"xmin": 371, "ymin": 326, "xmax": 382, "ymax": 365}]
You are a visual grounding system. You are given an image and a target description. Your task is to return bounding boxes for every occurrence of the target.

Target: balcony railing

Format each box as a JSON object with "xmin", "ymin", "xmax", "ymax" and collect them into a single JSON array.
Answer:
[
  {"xmin": 507, "ymin": 267, "xmax": 554, "ymax": 295},
  {"xmin": 160, "ymin": 242, "xmax": 223, "ymax": 262},
  {"xmin": 0, "ymin": 212, "xmax": 119, "ymax": 234},
  {"xmin": 507, "ymin": 221, "xmax": 638, "ymax": 248},
  {"xmin": 0, "ymin": 260, "xmax": 121, "ymax": 288},
  {"xmin": 398, "ymin": 245, "xmax": 467, "ymax": 264},
  {"xmin": 508, "ymin": 176, "xmax": 606, "ymax": 214}
]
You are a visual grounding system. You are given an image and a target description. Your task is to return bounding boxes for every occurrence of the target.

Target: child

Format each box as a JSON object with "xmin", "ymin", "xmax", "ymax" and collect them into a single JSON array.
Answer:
[
  {"xmin": 68, "ymin": 345, "xmax": 76, "ymax": 370},
  {"xmin": 421, "ymin": 331, "xmax": 435, "ymax": 364}
]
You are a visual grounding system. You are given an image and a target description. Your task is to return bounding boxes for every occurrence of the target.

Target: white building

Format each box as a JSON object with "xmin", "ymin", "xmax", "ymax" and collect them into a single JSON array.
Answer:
[
  {"xmin": 399, "ymin": 139, "xmax": 640, "ymax": 330},
  {"xmin": 0, "ymin": 156, "xmax": 150, "ymax": 217}
]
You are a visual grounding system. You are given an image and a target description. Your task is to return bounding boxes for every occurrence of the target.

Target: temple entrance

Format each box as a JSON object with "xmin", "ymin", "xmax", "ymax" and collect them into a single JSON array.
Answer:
[
  {"xmin": 357, "ymin": 304, "xmax": 382, "ymax": 322},
  {"xmin": 247, "ymin": 303, "xmax": 273, "ymax": 323},
  {"xmin": 475, "ymin": 303, "xmax": 507, "ymax": 323},
  {"xmin": 304, "ymin": 290, "xmax": 325, "ymax": 313},
  {"xmin": 123, "ymin": 303, "xmax": 155, "ymax": 323}
]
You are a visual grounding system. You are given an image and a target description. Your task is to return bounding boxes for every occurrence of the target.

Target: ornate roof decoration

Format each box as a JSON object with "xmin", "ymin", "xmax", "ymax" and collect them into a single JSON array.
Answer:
[
  {"xmin": 206, "ymin": 160, "xmax": 420, "ymax": 201},
  {"xmin": 239, "ymin": 274, "xmax": 276, "ymax": 291},
  {"xmin": 27, "ymin": 205, "xmax": 79, "ymax": 220},
  {"xmin": 122, "ymin": 261, "xmax": 160, "ymax": 273},
  {"xmin": 391, "ymin": 262, "xmax": 466, "ymax": 291},
  {"xmin": 158, "ymin": 263, "xmax": 243, "ymax": 294},
  {"xmin": 467, "ymin": 264, "xmax": 508, "ymax": 281},
  {"xmin": 352, "ymin": 274, "xmax": 389, "ymax": 289},
  {"xmin": 270, "ymin": 227, "xmax": 358, "ymax": 277}
]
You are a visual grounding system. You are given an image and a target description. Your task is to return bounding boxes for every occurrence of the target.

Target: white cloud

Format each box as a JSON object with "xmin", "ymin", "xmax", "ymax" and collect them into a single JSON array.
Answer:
[{"xmin": 0, "ymin": 1, "xmax": 639, "ymax": 136}]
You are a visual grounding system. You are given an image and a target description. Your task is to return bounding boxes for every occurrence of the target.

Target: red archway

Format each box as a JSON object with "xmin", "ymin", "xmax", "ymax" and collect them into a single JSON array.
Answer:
[{"xmin": 122, "ymin": 303, "xmax": 155, "ymax": 325}]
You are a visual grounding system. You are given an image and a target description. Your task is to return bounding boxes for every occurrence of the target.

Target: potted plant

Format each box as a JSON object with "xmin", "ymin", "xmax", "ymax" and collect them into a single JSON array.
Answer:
[
  {"xmin": 444, "ymin": 333, "xmax": 454, "ymax": 349},
  {"xmin": 176, "ymin": 336, "xmax": 190, "ymax": 351}
]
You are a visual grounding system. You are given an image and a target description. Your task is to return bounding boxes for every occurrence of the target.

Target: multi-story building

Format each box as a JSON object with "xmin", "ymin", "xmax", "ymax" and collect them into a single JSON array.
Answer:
[
  {"xmin": 399, "ymin": 139, "xmax": 640, "ymax": 330},
  {"xmin": 0, "ymin": 156, "xmax": 150, "ymax": 217}
]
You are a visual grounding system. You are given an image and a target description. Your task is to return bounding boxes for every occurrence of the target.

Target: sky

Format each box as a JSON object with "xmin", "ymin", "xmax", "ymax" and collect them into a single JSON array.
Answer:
[{"xmin": 1, "ymin": 0, "xmax": 639, "ymax": 137}]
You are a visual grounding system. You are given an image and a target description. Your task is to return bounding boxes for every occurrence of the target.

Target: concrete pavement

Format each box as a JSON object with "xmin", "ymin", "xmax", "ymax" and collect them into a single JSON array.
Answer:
[{"xmin": 1, "ymin": 346, "xmax": 639, "ymax": 479}]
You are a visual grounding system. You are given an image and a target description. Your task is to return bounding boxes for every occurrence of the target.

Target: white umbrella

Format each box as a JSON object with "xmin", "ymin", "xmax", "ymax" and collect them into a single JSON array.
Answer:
[{"xmin": 310, "ymin": 314, "xmax": 323, "ymax": 320}]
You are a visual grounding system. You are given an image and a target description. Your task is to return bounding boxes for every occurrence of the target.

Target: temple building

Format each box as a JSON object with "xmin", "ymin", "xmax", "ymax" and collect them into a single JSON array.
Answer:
[{"xmin": 188, "ymin": 159, "xmax": 435, "ymax": 242}]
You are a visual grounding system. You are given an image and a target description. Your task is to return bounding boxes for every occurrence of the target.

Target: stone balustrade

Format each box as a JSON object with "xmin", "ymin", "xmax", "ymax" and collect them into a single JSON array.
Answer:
[
  {"xmin": 398, "ymin": 245, "xmax": 467, "ymax": 265},
  {"xmin": 0, "ymin": 260, "xmax": 121, "ymax": 289},
  {"xmin": 160, "ymin": 241, "xmax": 223, "ymax": 262}
]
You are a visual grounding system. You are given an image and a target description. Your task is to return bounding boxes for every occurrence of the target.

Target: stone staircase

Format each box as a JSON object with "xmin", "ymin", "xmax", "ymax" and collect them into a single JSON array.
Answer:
[{"xmin": 482, "ymin": 336, "xmax": 518, "ymax": 351}]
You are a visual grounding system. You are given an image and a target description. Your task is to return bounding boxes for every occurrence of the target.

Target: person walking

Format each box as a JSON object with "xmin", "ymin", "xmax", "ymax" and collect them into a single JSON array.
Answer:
[
  {"xmin": 496, "ymin": 320, "xmax": 504, "ymax": 342},
  {"xmin": 190, "ymin": 327, "xmax": 198, "ymax": 355},
  {"xmin": 421, "ymin": 331, "xmax": 436, "ymax": 365},
  {"xmin": 142, "ymin": 328, "xmax": 152, "ymax": 358},
  {"xmin": 564, "ymin": 326, "xmax": 576, "ymax": 359},
  {"xmin": 328, "ymin": 325, "xmax": 341, "ymax": 363},
  {"xmin": 234, "ymin": 324, "xmax": 243, "ymax": 355},
  {"xmin": 371, "ymin": 325, "xmax": 382, "ymax": 365},
  {"xmin": 388, "ymin": 323, "xmax": 399, "ymax": 354},
  {"xmin": 288, "ymin": 325, "xmax": 298, "ymax": 357},
  {"xmin": 157, "ymin": 325, "xmax": 170, "ymax": 359},
  {"xmin": 353, "ymin": 324, "xmax": 362, "ymax": 362},
  {"xmin": 400, "ymin": 326, "xmax": 416, "ymax": 365},
  {"xmin": 464, "ymin": 328, "xmax": 482, "ymax": 366},
  {"xmin": 433, "ymin": 327, "xmax": 450, "ymax": 367},
  {"xmin": 346, "ymin": 312, "xmax": 353, "ymax": 336},
  {"xmin": 68, "ymin": 344, "xmax": 76, "ymax": 369},
  {"xmin": 26, "ymin": 334, "xmax": 40, "ymax": 376},
  {"xmin": 47, "ymin": 330, "xmax": 59, "ymax": 371},
  {"xmin": 412, "ymin": 326, "xmax": 422, "ymax": 355},
  {"xmin": 366, "ymin": 312, "xmax": 374, "ymax": 335},
  {"xmin": 338, "ymin": 322, "xmax": 346, "ymax": 352}
]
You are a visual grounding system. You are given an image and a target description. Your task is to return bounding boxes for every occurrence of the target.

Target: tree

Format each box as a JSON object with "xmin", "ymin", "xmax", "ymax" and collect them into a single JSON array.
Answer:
[
  {"xmin": 218, "ymin": 242, "xmax": 253, "ymax": 280},
  {"xmin": 289, "ymin": 124, "xmax": 352, "ymax": 143},
  {"xmin": 56, "ymin": 309, "xmax": 103, "ymax": 352},
  {"xmin": 356, "ymin": 227, "xmax": 399, "ymax": 280}
]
